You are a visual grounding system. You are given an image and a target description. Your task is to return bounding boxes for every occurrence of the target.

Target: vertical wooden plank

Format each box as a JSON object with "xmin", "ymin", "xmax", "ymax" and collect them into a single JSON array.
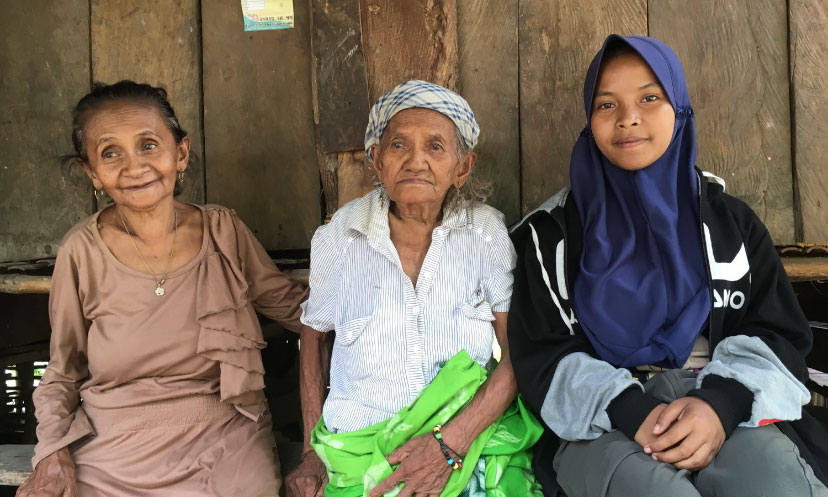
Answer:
[
  {"xmin": 360, "ymin": 0, "xmax": 459, "ymax": 102},
  {"xmin": 335, "ymin": 0, "xmax": 459, "ymax": 208},
  {"xmin": 91, "ymin": 0, "xmax": 205, "ymax": 205},
  {"xmin": 0, "ymin": 0, "xmax": 92, "ymax": 262},
  {"xmin": 336, "ymin": 151, "xmax": 374, "ymax": 208},
  {"xmin": 518, "ymin": 0, "xmax": 647, "ymax": 213},
  {"xmin": 457, "ymin": 0, "xmax": 520, "ymax": 224},
  {"xmin": 312, "ymin": 0, "xmax": 370, "ymax": 153},
  {"xmin": 791, "ymin": 0, "xmax": 828, "ymax": 243},
  {"xmin": 650, "ymin": 0, "xmax": 794, "ymax": 244},
  {"xmin": 310, "ymin": 0, "xmax": 372, "ymax": 214},
  {"xmin": 203, "ymin": 0, "xmax": 321, "ymax": 249}
]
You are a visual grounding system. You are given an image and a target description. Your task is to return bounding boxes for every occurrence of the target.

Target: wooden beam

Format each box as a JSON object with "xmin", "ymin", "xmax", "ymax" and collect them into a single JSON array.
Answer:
[
  {"xmin": 0, "ymin": 270, "xmax": 308, "ymax": 295},
  {"xmin": 0, "ymin": 276, "xmax": 52, "ymax": 294},
  {"xmin": 5, "ymin": 258, "xmax": 824, "ymax": 294},
  {"xmin": 782, "ymin": 257, "xmax": 828, "ymax": 282}
]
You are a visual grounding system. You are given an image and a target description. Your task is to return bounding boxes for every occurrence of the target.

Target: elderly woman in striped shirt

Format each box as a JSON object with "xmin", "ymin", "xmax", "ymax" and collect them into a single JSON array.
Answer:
[{"xmin": 285, "ymin": 81, "xmax": 543, "ymax": 497}]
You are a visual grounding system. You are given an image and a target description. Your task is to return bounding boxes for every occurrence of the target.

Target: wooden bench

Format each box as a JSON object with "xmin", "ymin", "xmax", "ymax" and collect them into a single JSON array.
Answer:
[{"xmin": 0, "ymin": 256, "xmax": 824, "ymax": 295}]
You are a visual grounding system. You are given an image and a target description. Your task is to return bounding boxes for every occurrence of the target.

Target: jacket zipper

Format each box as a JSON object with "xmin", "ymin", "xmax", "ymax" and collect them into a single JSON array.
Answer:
[{"xmin": 697, "ymin": 171, "xmax": 718, "ymax": 353}]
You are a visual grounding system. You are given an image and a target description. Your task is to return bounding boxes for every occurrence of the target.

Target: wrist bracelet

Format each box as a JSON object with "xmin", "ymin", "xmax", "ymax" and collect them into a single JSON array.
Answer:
[
  {"xmin": 432, "ymin": 425, "xmax": 463, "ymax": 470},
  {"xmin": 301, "ymin": 447, "xmax": 316, "ymax": 460}
]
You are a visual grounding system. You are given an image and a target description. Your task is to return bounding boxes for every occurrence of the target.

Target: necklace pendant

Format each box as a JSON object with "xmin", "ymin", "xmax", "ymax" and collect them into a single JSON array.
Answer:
[{"xmin": 155, "ymin": 284, "xmax": 165, "ymax": 297}]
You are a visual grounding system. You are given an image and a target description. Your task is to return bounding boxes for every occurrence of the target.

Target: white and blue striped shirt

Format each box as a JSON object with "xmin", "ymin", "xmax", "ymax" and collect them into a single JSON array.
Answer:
[{"xmin": 300, "ymin": 188, "xmax": 516, "ymax": 433}]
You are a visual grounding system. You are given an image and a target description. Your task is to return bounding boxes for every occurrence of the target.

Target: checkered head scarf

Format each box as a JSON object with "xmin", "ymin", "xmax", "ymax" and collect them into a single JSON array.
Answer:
[{"xmin": 364, "ymin": 80, "xmax": 479, "ymax": 162}]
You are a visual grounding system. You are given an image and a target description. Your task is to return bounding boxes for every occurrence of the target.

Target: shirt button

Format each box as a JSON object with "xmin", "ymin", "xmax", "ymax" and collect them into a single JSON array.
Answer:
[{"xmin": 411, "ymin": 305, "xmax": 420, "ymax": 314}]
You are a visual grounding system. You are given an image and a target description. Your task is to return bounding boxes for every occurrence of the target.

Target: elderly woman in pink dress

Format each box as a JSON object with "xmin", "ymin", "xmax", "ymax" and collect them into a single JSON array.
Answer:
[{"xmin": 16, "ymin": 81, "xmax": 307, "ymax": 497}]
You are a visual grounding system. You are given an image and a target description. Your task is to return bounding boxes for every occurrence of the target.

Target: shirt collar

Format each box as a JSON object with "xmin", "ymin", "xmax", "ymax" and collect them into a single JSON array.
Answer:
[{"xmin": 348, "ymin": 188, "xmax": 469, "ymax": 244}]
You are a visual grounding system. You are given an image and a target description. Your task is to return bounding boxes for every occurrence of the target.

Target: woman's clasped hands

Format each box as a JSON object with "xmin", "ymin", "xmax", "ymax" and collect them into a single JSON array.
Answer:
[{"xmin": 635, "ymin": 397, "xmax": 726, "ymax": 471}]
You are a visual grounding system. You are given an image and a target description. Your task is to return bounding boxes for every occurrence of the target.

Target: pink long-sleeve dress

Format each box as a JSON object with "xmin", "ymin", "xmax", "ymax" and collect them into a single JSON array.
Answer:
[{"xmin": 31, "ymin": 204, "xmax": 308, "ymax": 496}]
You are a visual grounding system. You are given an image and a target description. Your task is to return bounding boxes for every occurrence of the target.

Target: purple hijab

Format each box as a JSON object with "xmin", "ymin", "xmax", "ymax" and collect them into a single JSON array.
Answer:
[{"xmin": 571, "ymin": 35, "xmax": 710, "ymax": 369}]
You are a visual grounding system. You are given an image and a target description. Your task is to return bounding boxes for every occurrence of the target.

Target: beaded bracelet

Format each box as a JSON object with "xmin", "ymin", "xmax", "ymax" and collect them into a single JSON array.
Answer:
[{"xmin": 432, "ymin": 425, "xmax": 464, "ymax": 470}]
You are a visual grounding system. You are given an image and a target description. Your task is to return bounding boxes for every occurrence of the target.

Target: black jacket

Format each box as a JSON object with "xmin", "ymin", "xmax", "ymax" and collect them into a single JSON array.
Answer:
[{"xmin": 508, "ymin": 172, "xmax": 828, "ymax": 493}]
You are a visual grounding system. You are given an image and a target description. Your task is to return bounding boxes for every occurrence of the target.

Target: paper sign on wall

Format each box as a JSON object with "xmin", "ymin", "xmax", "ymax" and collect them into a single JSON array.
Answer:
[{"xmin": 242, "ymin": 0, "xmax": 294, "ymax": 31}]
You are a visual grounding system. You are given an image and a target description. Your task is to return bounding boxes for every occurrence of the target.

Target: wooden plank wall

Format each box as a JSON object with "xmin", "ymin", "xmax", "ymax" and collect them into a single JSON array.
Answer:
[
  {"xmin": 458, "ymin": 0, "xmax": 521, "ymax": 224},
  {"xmin": 0, "ymin": 1, "xmax": 92, "ymax": 262},
  {"xmin": 790, "ymin": 0, "xmax": 828, "ymax": 243},
  {"xmin": 91, "ymin": 0, "xmax": 205, "ymax": 206},
  {"xmin": 650, "ymin": 0, "xmax": 795, "ymax": 244},
  {"xmin": 3, "ymin": 0, "xmax": 828, "ymax": 263},
  {"xmin": 518, "ymin": 0, "xmax": 647, "ymax": 214},
  {"xmin": 201, "ymin": 0, "xmax": 321, "ymax": 249}
]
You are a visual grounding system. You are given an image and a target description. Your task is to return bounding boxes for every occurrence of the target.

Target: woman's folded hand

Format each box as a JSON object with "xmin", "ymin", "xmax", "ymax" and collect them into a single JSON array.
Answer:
[
  {"xmin": 15, "ymin": 448, "xmax": 77, "ymax": 497},
  {"xmin": 367, "ymin": 433, "xmax": 455, "ymax": 497},
  {"xmin": 644, "ymin": 396, "xmax": 726, "ymax": 471},
  {"xmin": 285, "ymin": 451, "xmax": 328, "ymax": 497}
]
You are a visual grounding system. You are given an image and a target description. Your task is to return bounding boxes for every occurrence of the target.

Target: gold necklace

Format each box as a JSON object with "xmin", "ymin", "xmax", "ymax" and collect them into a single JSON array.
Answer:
[{"xmin": 118, "ymin": 209, "xmax": 178, "ymax": 296}]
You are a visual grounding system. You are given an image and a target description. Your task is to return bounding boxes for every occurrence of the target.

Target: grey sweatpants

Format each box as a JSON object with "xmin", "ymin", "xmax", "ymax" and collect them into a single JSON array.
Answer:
[{"xmin": 553, "ymin": 369, "xmax": 828, "ymax": 497}]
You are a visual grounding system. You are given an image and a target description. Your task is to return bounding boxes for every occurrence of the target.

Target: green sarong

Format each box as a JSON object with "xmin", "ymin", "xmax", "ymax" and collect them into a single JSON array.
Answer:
[{"xmin": 311, "ymin": 350, "xmax": 545, "ymax": 497}]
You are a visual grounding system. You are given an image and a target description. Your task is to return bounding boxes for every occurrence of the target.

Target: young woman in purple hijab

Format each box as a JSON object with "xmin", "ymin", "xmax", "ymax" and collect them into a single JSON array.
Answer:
[{"xmin": 507, "ymin": 34, "xmax": 828, "ymax": 496}]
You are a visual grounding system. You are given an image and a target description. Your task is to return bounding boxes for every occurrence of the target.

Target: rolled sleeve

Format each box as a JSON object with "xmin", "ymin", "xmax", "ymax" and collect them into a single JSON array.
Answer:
[
  {"xmin": 300, "ymin": 225, "xmax": 343, "ymax": 332},
  {"xmin": 483, "ymin": 220, "xmax": 516, "ymax": 312}
]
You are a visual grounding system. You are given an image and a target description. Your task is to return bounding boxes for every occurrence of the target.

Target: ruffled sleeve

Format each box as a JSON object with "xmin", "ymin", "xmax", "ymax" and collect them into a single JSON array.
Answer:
[{"xmin": 195, "ymin": 206, "xmax": 308, "ymax": 421}]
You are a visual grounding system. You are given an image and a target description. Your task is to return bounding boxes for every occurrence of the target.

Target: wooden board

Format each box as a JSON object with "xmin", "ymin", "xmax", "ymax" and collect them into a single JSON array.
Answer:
[
  {"xmin": 0, "ymin": 0, "xmax": 93, "ymax": 262},
  {"xmin": 0, "ymin": 444, "xmax": 33, "ymax": 486},
  {"xmin": 457, "ymin": 0, "xmax": 520, "ymax": 225},
  {"xmin": 782, "ymin": 257, "xmax": 828, "ymax": 282},
  {"xmin": 650, "ymin": 0, "xmax": 794, "ymax": 244},
  {"xmin": 334, "ymin": 0, "xmax": 460, "ymax": 208},
  {"xmin": 359, "ymin": 0, "xmax": 459, "ymax": 102},
  {"xmin": 312, "ymin": 0, "xmax": 370, "ymax": 153},
  {"xmin": 91, "ymin": 0, "xmax": 205, "ymax": 205},
  {"xmin": 518, "ymin": 0, "xmax": 647, "ymax": 214},
  {"xmin": 336, "ymin": 151, "xmax": 374, "ymax": 208},
  {"xmin": 790, "ymin": 0, "xmax": 828, "ymax": 243},
  {"xmin": 202, "ymin": 0, "xmax": 321, "ymax": 249}
]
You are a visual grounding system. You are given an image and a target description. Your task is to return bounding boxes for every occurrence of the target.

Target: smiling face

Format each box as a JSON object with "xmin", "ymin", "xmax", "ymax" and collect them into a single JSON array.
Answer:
[
  {"xmin": 590, "ymin": 52, "xmax": 676, "ymax": 171},
  {"xmin": 371, "ymin": 108, "xmax": 475, "ymax": 208},
  {"xmin": 79, "ymin": 101, "xmax": 189, "ymax": 211}
]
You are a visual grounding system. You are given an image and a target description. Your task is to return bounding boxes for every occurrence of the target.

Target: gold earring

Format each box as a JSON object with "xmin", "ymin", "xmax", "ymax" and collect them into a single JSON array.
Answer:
[
  {"xmin": 177, "ymin": 171, "xmax": 185, "ymax": 184},
  {"xmin": 94, "ymin": 189, "xmax": 104, "ymax": 200}
]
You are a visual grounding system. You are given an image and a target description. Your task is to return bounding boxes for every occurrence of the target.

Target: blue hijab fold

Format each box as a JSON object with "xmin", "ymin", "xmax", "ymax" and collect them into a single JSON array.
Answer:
[{"xmin": 571, "ymin": 35, "xmax": 710, "ymax": 369}]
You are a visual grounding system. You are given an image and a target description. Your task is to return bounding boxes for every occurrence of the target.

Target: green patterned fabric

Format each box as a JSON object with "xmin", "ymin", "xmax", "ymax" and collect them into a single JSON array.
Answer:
[{"xmin": 310, "ymin": 350, "xmax": 545, "ymax": 497}]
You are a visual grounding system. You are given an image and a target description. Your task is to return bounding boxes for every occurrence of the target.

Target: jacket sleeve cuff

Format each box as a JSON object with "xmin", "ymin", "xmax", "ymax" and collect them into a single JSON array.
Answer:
[
  {"xmin": 607, "ymin": 386, "xmax": 664, "ymax": 441},
  {"xmin": 687, "ymin": 374, "xmax": 754, "ymax": 438}
]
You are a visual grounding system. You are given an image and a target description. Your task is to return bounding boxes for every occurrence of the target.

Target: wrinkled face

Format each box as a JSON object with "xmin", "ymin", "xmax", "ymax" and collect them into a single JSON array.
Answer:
[
  {"xmin": 590, "ymin": 53, "xmax": 676, "ymax": 171},
  {"xmin": 371, "ymin": 108, "xmax": 474, "ymax": 207},
  {"xmin": 79, "ymin": 101, "xmax": 189, "ymax": 211}
]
